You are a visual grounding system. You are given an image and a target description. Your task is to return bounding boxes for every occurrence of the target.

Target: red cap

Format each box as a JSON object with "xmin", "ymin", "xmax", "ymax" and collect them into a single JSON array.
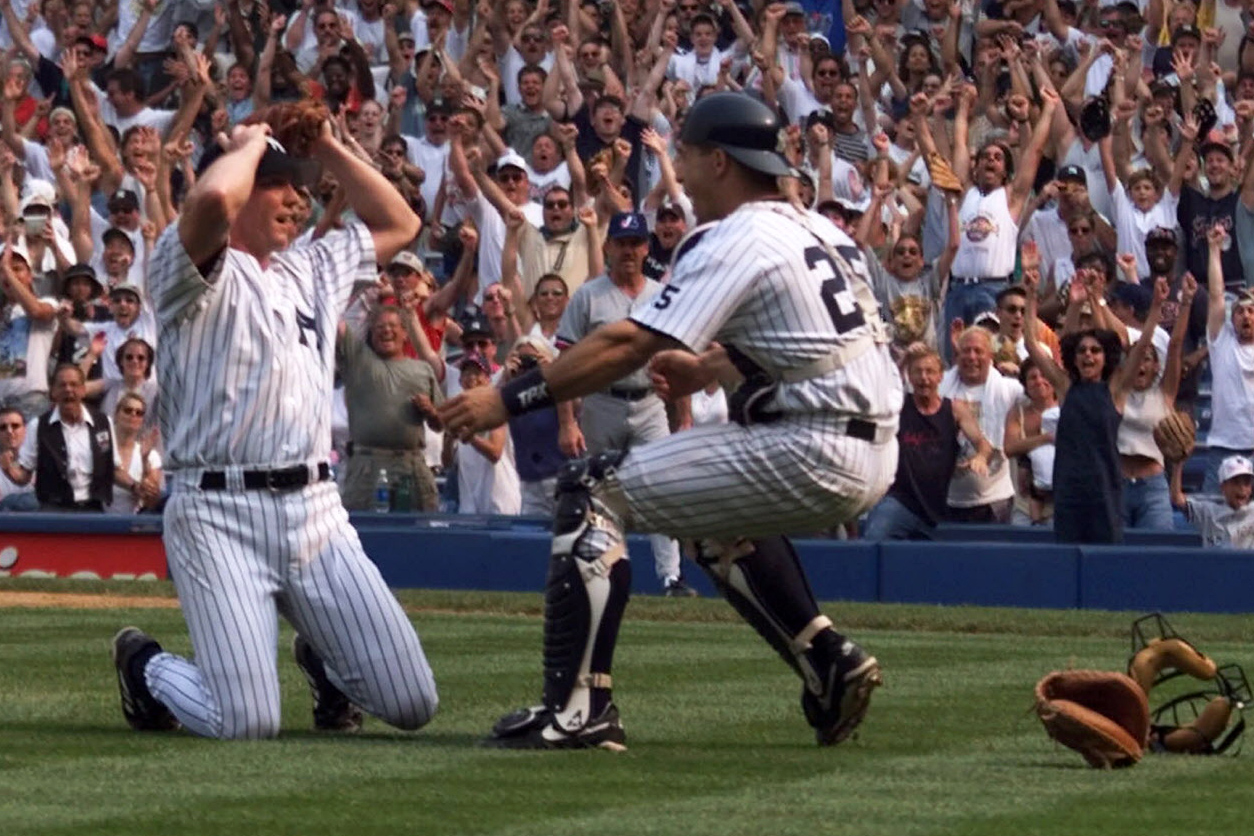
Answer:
[{"xmin": 76, "ymin": 33, "xmax": 109, "ymax": 52}]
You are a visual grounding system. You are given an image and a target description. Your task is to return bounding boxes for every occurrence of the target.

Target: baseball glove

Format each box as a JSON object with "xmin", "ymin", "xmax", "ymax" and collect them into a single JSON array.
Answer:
[
  {"xmin": 925, "ymin": 152, "xmax": 964, "ymax": 194},
  {"xmin": 244, "ymin": 101, "xmax": 332, "ymax": 158},
  {"xmin": 1034, "ymin": 670, "xmax": 1150, "ymax": 769},
  {"xmin": 1152, "ymin": 411, "xmax": 1197, "ymax": 462}
]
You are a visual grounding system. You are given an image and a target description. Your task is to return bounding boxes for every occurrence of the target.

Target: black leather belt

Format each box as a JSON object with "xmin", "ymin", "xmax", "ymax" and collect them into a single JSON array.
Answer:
[
  {"xmin": 844, "ymin": 418, "xmax": 876, "ymax": 442},
  {"xmin": 200, "ymin": 463, "xmax": 332, "ymax": 491},
  {"xmin": 606, "ymin": 387, "xmax": 652, "ymax": 402}
]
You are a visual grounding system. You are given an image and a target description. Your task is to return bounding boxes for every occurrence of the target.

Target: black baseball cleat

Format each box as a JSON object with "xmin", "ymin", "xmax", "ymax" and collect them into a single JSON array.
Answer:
[
  {"xmin": 111, "ymin": 627, "xmax": 179, "ymax": 732},
  {"xmin": 292, "ymin": 634, "xmax": 364, "ymax": 733},
  {"xmin": 485, "ymin": 703, "xmax": 627, "ymax": 751},
  {"xmin": 663, "ymin": 578, "xmax": 699, "ymax": 598},
  {"xmin": 802, "ymin": 639, "xmax": 882, "ymax": 746}
]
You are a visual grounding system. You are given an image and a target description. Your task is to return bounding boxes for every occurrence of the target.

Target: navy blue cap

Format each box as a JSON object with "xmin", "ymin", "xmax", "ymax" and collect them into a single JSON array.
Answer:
[
  {"xmin": 1110, "ymin": 282, "xmax": 1151, "ymax": 319},
  {"xmin": 1057, "ymin": 164, "xmax": 1087, "ymax": 184},
  {"xmin": 607, "ymin": 212, "xmax": 648, "ymax": 240},
  {"xmin": 197, "ymin": 136, "xmax": 322, "ymax": 189},
  {"xmin": 459, "ymin": 306, "xmax": 492, "ymax": 338}
]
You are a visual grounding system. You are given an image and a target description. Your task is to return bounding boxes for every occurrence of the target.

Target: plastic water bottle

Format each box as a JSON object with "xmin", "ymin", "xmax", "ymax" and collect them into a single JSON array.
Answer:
[{"xmin": 373, "ymin": 469, "xmax": 391, "ymax": 513}]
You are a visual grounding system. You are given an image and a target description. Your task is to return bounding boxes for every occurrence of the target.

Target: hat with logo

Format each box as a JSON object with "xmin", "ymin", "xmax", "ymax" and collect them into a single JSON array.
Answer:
[
  {"xmin": 1219, "ymin": 455, "xmax": 1254, "ymax": 484},
  {"xmin": 388, "ymin": 251, "xmax": 425, "ymax": 275},
  {"xmin": 1144, "ymin": 226, "xmax": 1178, "ymax": 248},
  {"xmin": 607, "ymin": 212, "xmax": 649, "ymax": 240},
  {"xmin": 459, "ymin": 306, "xmax": 493, "ymax": 338},
  {"xmin": 1057, "ymin": 164, "xmax": 1087, "ymax": 184},
  {"xmin": 107, "ymin": 189, "xmax": 141, "ymax": 213},
  {"xmin": 196, "ymin": 136, "xmax": 322, "ymax": 189},
  {"xmin": 109, "ymin": 282, "xmax": 143, "ymax": 303}
]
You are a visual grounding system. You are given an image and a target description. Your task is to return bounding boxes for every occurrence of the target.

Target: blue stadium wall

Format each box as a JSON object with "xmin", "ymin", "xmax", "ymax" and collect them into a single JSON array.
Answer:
[{"xmin": 3, "ymin": 513, "xmax": 1248, "ymax": 613}]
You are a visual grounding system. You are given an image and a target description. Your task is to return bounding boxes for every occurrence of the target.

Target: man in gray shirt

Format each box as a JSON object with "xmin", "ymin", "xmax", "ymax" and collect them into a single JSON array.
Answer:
[
  {"xmin": 338, "ymin": 305, "xmax": 444, "ymax": 511},
  {"xmin": 556, "ymin": 212, "xmax": 695, "ymax": 596}
]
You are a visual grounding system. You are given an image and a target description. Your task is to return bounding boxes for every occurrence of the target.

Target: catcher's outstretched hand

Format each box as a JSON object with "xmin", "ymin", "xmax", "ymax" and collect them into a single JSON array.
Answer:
[{"xmin": 438, "ymin": 386, "xmax": 509, "ymax": 441}]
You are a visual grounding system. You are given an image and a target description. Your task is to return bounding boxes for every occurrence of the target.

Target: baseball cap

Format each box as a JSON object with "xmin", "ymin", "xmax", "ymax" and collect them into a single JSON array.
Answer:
[
  {"xmin": 1219, "ymin": 455, "xmax": 1254, "ymax": 484},
  {"xmin": 422, "ymin": 0, "xmax": 455, "ymax": 11},
  {"xmin": 656, "ymin": 201, "xmax": 685, "ymax": 221},
  {"xmin": 1057, "ymin": 164, "xmax": 1087, "ymax": 184},
  {"xmin": 1199, "ymin": 140, "xmax": 1235, "ymax": 162},
  {"xmin": 973, "ymin": 310, "xmax": 1000, "ymax": 329},
  {"xmin": 1171, "ymin": 24, "xmax": 1202, "ymax": 45},
  {"xmin": 1234, "ymin": 288, "xmax": 1254, "ymax": 309},
  {"xmin": 74, "ymin": 33, "xmax": 108, "ymax": 53},
  {"xmin": 494, "ymin": 149, "xmax": 528, "ymax": 175},
  {"xmin": 109, "ymin": 282, "xmax": 143, "ymax": 302},
  {"xmin": 607, "ymin": 212, "xmax": 649, "ymax": 240},
  {"xmin": 1109, "ymin": 282, "xmax": 1151, "ymax": 319},
  {"xmin": 388, "ymin": 251, "xmax": 426, "ymax": 275},
  {"xmin": 101, "ymin": 227, "xmax": 136, "ymax": 254},
  {"xmin": 397, "ymin": 31, "xmax": 415, "ymax": 44},
  {"xmin": 107, "ymin": 189, "xmax": 140, "ymax": 213},
  {"xmin": 782, "ymin": 1, "xmax": 806, "ymax": 16},
  {"xmin": 1, "ymin": 241, "xmax": 31, "ymax": 265},
  {"xmin": 459, "ymin": 307, "xmax": 492, "ymax": 338},
  {"xmin": 459, "ymin": 350, "xmax": 492, "ymax": 375},
  {"xmin": 20, "ymin": 178, "xmax": 56, "ymax": 214},
  {"xmin": 1144, "ymin": 227, "xmax": 1177, "ymax": 248},
  {"xmin": 805, "ymin": 108, "xmax": 836, "ymax": 132},
  {"xmin": 834, "ymin": 194, "xmax": 871, "ymax": 215},
  {"xmin": 196, "ymin": 136, "xmax": 322, "ymax": 189},
  {"xmin": 60, "ymin": 263, "xmax": 103, "ymax": 297}
]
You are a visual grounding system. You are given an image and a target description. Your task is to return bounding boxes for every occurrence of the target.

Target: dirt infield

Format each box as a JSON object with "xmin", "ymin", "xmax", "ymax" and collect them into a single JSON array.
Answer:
[{"xmin": 0, "ymin": 591, "xmax": 179, "ymax": 609}]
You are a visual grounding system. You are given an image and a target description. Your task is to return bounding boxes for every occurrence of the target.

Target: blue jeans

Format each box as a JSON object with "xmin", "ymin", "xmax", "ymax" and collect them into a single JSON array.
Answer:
[
  {"xmin": 942, "ymin": 279, "xmax": 1007, "ymax": 363},
  {"xmin": 0, "ymin": 492, "xmax": 37, "ymax": 511},
  {"xmin": 1202, "ymin": 446, "xmax": 1254, "ymax": 495},
  {"xmin": 863, "ymin": 495, "xmax": 936, "ymax": 540},
  {"xmin": 1122, "ymin": 472, "xmax": 1174, "ymax": 530}
]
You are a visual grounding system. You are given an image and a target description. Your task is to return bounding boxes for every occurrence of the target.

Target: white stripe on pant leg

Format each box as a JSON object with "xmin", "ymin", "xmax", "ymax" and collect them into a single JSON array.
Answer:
[
  {"xmin": 147, "ymin": 491, "xmax": 285, "ymax": 739},
  {"xmin": 283, "ymin": 484, "xmax": 438, "ymax": 729}
]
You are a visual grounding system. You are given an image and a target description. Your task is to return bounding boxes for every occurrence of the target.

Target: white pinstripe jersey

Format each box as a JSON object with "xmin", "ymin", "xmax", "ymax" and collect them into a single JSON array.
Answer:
[
  {"xmin": 148, "ymin": 222, "xmax": 376, "ymax": 472},
  {"xmin": 629, "ymin": 201, "xmax": 903, "ymax": 422}
]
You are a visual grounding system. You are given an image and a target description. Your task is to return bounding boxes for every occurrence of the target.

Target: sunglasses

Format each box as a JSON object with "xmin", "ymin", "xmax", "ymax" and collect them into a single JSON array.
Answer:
[
  {"xmin": 498, "ymin": 171, "xmax": 526, "ymax": 183},
  {"xmin": 893, "ymin": 246, "xmax": 920, "ymax": 256},
  {"xmin": 464, "ymin": 338, "xmax": 493, "ymax": 349},
  {"xmin": 544, "ymin": 199, "xmax": 570, "ymax": 209},
  {"xmin": 483, "ymin": 292, "xmax": 504, "ymax": 301},
  {"xmin": 119, "ymin": 406, "xmax": 145, "ymax": 416},
  {"xmin": 521, "ymin": 33, "xmax": 544, "ymax": 43}
]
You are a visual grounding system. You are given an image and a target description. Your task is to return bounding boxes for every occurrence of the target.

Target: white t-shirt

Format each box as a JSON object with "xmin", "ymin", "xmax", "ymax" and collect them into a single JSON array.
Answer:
[
  {"xmin": 90, "ymin": 210, "xmax": 147, "ymax": 290},
  {"xmin": 1206, "ymin": 322, "xmax": 1254, "ymax": 450},
  {"xmin": 0, "ymin": 296, "xmax": 57, "ymax": 399},
  {"xmin": 403, "ymin": 135, "xmax": 450, "ymax": 222},
  {"xmin": 1111, "ymin": 182, "xmax": 1179, "ymax": 280},
  {"xmin": 938, "ymin": 367, "xmax": 1023, "ymax": 506},
  {"xmin": 455, "ymin": 429, "xmax": 521, "ymax": 514}
]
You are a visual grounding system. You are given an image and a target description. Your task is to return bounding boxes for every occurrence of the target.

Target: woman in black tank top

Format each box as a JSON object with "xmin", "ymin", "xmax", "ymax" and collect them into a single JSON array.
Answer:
[{"xmin": 1020, "ymin": 269, "xmax": 1169, "ymax": 543}]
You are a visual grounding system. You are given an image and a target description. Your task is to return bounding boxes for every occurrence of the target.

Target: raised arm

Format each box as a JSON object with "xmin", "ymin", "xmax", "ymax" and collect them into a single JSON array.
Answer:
[
  {"xmin": 1160, "ymin": 271, "xmax": 1197, "ymax": 407},
  {"xmin": 1009, "ymin": 87, "xmax": 1060, "ymax": 217},
  {"xmin": 1111, "ymin": 276, "xmax": 1166, "ymax": 405},
  {"xmin": 1022, "ymin": 259, "xmax": 1071, "ymax": 398},
  {"xmin": 254, "ymin": 15, "xmax": 286, "ymax": 108},
  {"xmin": 1206, "ymin": 223, "xmax": 1228, "ymax": 341},
  {"xmin": 114, "ymin": 0, "xmax": 158, "ymax": 70}
]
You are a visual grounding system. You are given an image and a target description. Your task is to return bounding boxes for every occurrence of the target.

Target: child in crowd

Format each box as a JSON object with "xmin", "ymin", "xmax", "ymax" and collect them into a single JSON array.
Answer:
[{"xmin": 1171, "ymin": 455, "xmax": 1254, "ymax": 549}]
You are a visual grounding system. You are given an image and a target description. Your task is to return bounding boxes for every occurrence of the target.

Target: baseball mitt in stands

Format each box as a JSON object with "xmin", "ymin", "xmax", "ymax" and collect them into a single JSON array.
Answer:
[
  {"xmin": 1153, "ymin": 411, "xmax": 1197, "ymax": 462},
  {"xmin": 925, "ymin": 152, "xmax": 964, "ymax": 194}
]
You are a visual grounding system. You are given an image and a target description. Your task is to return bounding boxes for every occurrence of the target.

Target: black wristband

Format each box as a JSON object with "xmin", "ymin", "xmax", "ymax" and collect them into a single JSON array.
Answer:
[{"xmin": 500, "ymin": 367, "xmax": 555, "ymax": 416}]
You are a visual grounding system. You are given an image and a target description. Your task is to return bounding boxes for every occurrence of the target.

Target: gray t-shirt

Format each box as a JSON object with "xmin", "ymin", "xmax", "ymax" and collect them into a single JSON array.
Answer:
[
  {"xmin": 558, "ymin": 274, "xmax": 662, "ymax": 391},
  {"xmin": 1184, "ymin": 497, "xmax": 1254, "ymax": 549},
  {"xmin": 338, "ymin": 329, "xmax": 444, "ymax": 450}
]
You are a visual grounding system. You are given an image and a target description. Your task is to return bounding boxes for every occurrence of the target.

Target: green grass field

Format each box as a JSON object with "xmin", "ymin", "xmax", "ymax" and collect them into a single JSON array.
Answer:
[{"xmin": 3, "ymin": 580, "xmax": 1254, "ymax": 836}]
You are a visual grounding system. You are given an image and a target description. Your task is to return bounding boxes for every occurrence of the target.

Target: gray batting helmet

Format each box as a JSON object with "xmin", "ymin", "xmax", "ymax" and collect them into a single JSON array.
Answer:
[{"xmin": 679, "ymin": 92, "xmax": 792, "ymax": 177}]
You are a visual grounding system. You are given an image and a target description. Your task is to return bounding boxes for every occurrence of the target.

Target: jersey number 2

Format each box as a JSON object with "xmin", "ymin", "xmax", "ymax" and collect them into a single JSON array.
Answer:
[{"xmin": 804, "ymin": 246, "xmax": 864, "ymax": 334}]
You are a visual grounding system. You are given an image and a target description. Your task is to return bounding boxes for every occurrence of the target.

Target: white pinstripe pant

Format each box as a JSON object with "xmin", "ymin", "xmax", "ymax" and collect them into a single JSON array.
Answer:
[
  {"xmin": 147, "ymin": 481, "xmax": 438, "ymax": 739},
  {"xmin": 612, "ymin": 415, "xmax": 898, "ymax": 540}
]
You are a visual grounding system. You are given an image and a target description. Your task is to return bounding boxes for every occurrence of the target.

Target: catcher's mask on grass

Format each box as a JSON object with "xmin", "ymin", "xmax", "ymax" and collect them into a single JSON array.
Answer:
[{"xmin": 196, "ymin": 137, "xmax": 322, "ymax": 190}]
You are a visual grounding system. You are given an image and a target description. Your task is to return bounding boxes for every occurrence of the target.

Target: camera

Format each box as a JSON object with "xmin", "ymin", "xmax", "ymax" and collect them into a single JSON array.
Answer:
[
  {"xmin": 516, "ymin": 354, "xmax": 540, "ymax": 372},
  {"xmin": 22, "ymin": 214, "xmax": 47, "ymax": 236}
]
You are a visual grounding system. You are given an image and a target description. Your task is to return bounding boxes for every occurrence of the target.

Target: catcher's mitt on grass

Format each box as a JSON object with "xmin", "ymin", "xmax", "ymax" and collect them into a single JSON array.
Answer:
[
  {"xmin": 1035, "ymin": 670, "xmax": 1150, "ymax": 769},
  {"xmin": 925, "ymin": 152, "xmax": 964, "ymax": 194},
  {"xmin": 1153, "ymin": 410, "xmax": 1196, "ymax": 462},
  {"xmin": 244, "ymin": 101, "xmax": 332, "ymax": 158}
]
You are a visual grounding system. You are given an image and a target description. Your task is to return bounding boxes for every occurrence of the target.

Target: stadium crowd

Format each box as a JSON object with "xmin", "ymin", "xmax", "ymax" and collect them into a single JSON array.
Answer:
[{"xmin": 0, "ymin": 0, "xmax": 1251, "ymax": 552}]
